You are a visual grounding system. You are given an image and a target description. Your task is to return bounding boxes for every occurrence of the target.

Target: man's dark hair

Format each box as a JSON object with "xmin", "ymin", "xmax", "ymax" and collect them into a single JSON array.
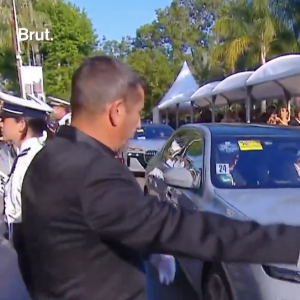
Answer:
[
  {"xmin": 15, "ymin": 117, "xmax": 47, "ymax": 139},
  {"xmin": 294, "ymin": 107, "xmax": 300, "ymax": 116},
  {"xmin": 70, "ymin": 55, "xmax": 144, "ymax": 116}
]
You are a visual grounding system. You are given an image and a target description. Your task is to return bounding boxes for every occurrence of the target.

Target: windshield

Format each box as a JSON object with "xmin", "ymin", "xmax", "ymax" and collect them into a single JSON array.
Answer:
[
  {"xmin": 211, "ymin": 136, "xmax": 300, "ymax": 189},
  {"xmin": 134, "ymin": 125, "xmax": 173, "ymax": 140}
]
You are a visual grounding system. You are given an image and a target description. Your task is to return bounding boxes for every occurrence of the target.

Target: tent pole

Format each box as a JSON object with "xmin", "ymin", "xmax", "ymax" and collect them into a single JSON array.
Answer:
[
  {"xmin": 246, "ymin": 86, "xmax": 252, "ymax": 123},
  {"xmin": 211, "ymin": 96, "xmax": 216, "ymax": 123},
  {"xmin": 166, "ymin": 109, "xmax": 169, "ymax": 124},
  {"xmin": 176, "ymin": 103, "xmax": 179, "ymax": 128},
  {"xmin": 190, "ymin": 101, "xmax": 194, "ymax": 123}
]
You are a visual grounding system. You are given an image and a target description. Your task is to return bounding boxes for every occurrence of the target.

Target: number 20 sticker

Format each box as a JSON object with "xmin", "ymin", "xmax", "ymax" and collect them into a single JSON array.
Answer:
[{"xmin": 216, "ymin": 163, "xmax": 230, "ymax": 174}]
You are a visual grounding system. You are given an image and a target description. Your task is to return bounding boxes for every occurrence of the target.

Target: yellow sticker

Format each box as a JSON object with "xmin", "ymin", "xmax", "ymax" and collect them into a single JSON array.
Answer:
[
  {"xmin": 136, "ymin": 128, "xmax": 144, "ymax": 133},
  {"xmin": 238, "ymin": 140, "xmax": 262, "ymax": 151}
]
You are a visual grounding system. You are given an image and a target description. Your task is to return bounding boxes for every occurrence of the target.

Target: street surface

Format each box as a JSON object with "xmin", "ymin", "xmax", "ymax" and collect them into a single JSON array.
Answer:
[
  {"xmin": 136, "ymin": 176, "xmax": 145, "ymax": 190},
  {"xmin": 0, "ymin": 218, "xmax": 31, "ymax": 299}
]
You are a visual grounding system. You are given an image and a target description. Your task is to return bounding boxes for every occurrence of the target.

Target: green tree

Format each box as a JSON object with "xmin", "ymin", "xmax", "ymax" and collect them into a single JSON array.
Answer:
[
  {"xmin": 0, "ymin": 47, "xmax": 19, "ymax": 91},
  {"xmin": 212, "ymin": 0, "xmax": 298, "ymax": 72},
  {"xmin": 99, "ymin": 36, "xmax": 132, "ymax": 60},
  {"xmin": 272, "ymin": 0, "xmax": 300, "ymax": 42},
  {"xmin": 34, "ymin": 0, "xmax": 98, "ymax": 98},
  {"xmin": 126, "ymin": 48, "xmax": 175, "ymax": 115},
  {"xmin": 135, "ymin": 0, "xmax": 225, "ymax": 81},
  {"xmin": 0, "ymin": 0, "xmax": 52, "ymax": 65}
]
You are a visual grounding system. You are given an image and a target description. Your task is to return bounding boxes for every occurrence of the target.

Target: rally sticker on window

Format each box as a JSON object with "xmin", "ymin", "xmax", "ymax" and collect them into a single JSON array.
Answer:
[
  {"xmin": 238, "ymin": 140, "xmax": 262, "ymax": 151},
  {"xmin": 218, "ymin": 142, "xmax": 239, "ymax": 153},
  {"xmin": 216, "ymin": 163, "xmax": 230, "ymax": 174}
]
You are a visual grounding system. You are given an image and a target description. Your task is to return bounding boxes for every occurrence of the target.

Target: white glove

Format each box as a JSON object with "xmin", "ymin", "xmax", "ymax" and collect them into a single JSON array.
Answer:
[
  {"xmin": 149, "ymin": 168, "xmax": 164, "ymax": 179},
  {"xmin": 149, "ymin": 254, "xmax": 176, "ymax": 285}
]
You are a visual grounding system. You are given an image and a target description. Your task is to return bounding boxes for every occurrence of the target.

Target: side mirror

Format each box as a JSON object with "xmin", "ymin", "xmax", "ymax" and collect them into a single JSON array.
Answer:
[{"xmin": 163, "ymin": 167, "xmax": 202, "ymax": 189}]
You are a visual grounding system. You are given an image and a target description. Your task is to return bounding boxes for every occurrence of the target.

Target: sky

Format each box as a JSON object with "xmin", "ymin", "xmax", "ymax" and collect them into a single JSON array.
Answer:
[{"xmin": 71, "ymin": 0, "xmax": 171, "ymax": 41}]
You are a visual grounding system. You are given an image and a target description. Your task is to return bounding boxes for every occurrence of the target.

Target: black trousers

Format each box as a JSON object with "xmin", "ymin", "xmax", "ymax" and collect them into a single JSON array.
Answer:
[{"xmin": 12, "ymin": 223, "xmax": 31, "ymax": 294}]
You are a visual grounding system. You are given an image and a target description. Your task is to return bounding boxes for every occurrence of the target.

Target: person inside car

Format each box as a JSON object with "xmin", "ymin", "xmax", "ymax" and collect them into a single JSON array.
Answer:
[
  {"xmin": 265, "ymin": 109, "xmax": 278, "ymax": 125},
  {"xmin": 217, "ymin": 151, "xmax": 246, "ymax": 186},
  {"xmin": 276, "ymin": 105, "xmax": 289, "ymax": 125},
  {"xmin": 294, "ymin": 154, "xmax": 300, "ymax": 177},
  {"xmin": 221, "ymin": 110, "xmax": 239, "ymax": 123},
  {"xmin": 289, "ymin": 108, "xmax": 300, "ymax": 126}
]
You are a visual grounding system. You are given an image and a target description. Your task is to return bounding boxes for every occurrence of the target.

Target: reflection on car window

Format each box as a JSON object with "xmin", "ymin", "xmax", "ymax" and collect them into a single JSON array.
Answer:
[
  {"xmin": 181, "ymin": 137, "xmax": 203, "ymax": 187},
  {"xmin": 162, "ymin": 129, "xmax": 189, "ymax": 167},
  {"xmin": 134, "ymin": 125, "xmax": 173, "ymax": 140},
  {"xmin": 211, "ymin": 136, "xmax": 300, "ymax": 189},
  {"xmin": 162, "ymin": 129, "xmax": 204, "ymax": 187}
]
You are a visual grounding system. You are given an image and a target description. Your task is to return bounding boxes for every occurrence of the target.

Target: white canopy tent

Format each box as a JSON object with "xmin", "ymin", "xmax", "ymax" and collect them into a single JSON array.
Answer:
[
  {"xmin": 246, "ymin": 54, "xmax": 300, "ymax": 100},
  {"xmin": 212, "ymin": 71, "xmax": 254, "ymax": 105},
  {"xmin": 157, "ymin": 61, "xmax": 199, "ymax": 110},
  {"xmin": 190, "ymin": 81, "xmax": 221, "ymax": 107}
]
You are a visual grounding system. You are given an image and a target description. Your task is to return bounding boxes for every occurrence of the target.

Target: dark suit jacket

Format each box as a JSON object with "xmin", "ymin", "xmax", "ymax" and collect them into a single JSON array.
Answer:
[
  {"xmin": 289, "ymin": 118, "xmax": 300, "ymax": 126},
  {"xmin": 18, "ymin": 126, "xmax": 300, "ymax": 300}
]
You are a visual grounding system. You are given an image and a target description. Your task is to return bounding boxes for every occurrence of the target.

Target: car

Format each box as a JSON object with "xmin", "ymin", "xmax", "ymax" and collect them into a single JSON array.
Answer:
[
  {"xmin": 144, "ymin": 123, "xmax": 300, "ymax": 300},
  {"xmin": 123, "ymin": 123, "xmax": 174, "ymax": 177}
]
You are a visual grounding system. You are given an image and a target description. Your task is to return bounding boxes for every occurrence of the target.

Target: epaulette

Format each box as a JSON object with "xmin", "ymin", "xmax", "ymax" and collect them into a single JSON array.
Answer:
[
  {"xmin": 18, "ymin": 147, "xmax": 31, "ymax": 157},
  {"xmin": 8, "ymin": 147, "xmax": 31, "ymax": 178}
]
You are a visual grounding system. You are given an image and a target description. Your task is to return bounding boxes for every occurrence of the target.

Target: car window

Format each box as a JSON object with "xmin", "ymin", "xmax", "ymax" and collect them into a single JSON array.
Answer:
[
  {"xmin": 134, "ymin": 125, "xmax": 173, "ymax": 140},
  {"xmin": 181, "ymin": 137, "xmax": 203, "ymax": 170},
  {"xmin": 162, "ymin": 128, "xmax": 190, "ymax": 167},
  {"xmin": 211, "ymin": 135, "xmax": 300, "ymax": 189},
  {"xmin": 162, "ymin": 128, "xmax": 204, "ymax": 172},
  {"xmin": 180, "ymin": 131, "xmax": 204, "ymax": 187}
]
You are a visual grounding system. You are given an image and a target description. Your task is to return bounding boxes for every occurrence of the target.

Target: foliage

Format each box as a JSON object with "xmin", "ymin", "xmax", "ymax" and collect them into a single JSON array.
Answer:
[
  {"xmin": 212, "ymin": 0, "xmax": 298, "ymax": 71},
  {"xmin": 127, "ymin": 48, "xmax": 175, "ymax": 114},
  {"xmin": 34, "ymin": 0, "xmax": 98, "ymax": 98},
  {"xmin": 0, "ymin": 47, "xmax": 19, "ymax": 91},
  {"xmin": 0, "ymin": 0, "xmax": 300, "ymax": 113},
  {"xmin": 0, "ymin": 0, "xmax": 51, "ymax": 49}
]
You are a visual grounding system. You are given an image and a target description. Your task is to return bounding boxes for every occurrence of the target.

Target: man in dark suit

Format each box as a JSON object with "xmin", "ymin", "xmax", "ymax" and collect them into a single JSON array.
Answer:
[
  {"xmin": 289, "ymin": 108, "xmax": 300, "ymax": 126},
  {"xmin": 18, "ymin": 56, "xmax": 300, "ymax": 300}
]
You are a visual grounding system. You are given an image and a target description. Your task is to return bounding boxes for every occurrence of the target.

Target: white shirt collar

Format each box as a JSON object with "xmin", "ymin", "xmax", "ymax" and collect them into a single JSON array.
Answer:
[{"xmin": 19, "ymin": 137, "xmax": 41, "ymax": 153}]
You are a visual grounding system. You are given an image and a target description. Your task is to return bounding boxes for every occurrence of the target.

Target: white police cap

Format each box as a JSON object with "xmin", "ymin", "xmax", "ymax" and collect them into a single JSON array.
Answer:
[
  {"xmin": 48, "ymin": 96, "xmax": 70, "ymax": 107},
  {"xmin": 0, "ymin": 90, "xmax": 53, "ymax": 119}
]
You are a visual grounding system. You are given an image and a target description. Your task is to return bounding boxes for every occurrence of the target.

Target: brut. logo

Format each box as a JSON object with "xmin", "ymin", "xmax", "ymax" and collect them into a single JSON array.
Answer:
[{"xmin": 18, "ymin": 28, "xmax": 53, "ymax": 42}]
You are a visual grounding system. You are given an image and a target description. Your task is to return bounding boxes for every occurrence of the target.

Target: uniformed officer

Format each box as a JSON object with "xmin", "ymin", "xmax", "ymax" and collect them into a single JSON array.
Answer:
[
  {"xmin": 0, "ymin": 90, "xmax": 52, "ymax": 248},
  {"xmin": 0, "ymin": 141, "xmax": 17, "ymax": 237},
  {"xmin": 0, "ymin": 142, "xmax": 16, "ymax": 194},
  {"xmin": 19, "ymin": 56, "xmax": 300, "ymax": 300},
  {"xmin": 48, "ymin": 96, "xmax": 71, "ymax": 129}
]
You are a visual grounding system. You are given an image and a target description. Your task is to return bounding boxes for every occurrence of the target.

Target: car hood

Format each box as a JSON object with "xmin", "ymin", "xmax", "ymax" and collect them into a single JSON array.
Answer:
[
  {"xmin": 125, "ymin": 139, "xmax": 167, "ymax": 152},
  {"xmin": 215, "ymin": 189, "xmax": 300, "ymax": 226}
]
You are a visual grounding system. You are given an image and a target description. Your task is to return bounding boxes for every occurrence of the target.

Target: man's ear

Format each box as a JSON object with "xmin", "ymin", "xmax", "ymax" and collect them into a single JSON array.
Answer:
[
  {"xmin": 108, "ymin": 99, "xmax": 126, "ymax": 127},
  {"xmin": 18, "ymin": 119, "xmax": 26, "ymax": 132}
]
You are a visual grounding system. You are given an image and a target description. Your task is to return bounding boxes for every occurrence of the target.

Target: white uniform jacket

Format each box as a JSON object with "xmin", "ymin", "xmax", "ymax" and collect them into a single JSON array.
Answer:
[
  {"xmin": 4, "ymin": 137, "xmax": 43, "ymax": 225},
  {"xmin": 0, "ymin": 143, "xmax": 17, "ymax": 197}
]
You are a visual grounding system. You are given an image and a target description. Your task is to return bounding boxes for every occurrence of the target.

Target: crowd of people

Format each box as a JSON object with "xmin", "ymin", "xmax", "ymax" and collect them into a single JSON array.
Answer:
[{"xmin": 164, "ymin": 103, "xmax": 300, "ymax": 128}]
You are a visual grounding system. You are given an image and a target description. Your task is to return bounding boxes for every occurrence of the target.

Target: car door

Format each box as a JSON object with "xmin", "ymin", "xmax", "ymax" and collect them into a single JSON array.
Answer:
[
  {"xmin": 163, "ymin": 128, "xmax": 205, "ymax": 210},
  {"xmin": 146, "ymin": 128, "xmax": 192, "ymax": 204},
  {"xmin": 162, "ymin": 128, "xmax": 205, "ymax": 295}
]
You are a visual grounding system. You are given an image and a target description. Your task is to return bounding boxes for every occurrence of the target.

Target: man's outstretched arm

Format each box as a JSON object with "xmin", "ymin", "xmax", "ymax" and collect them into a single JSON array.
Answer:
[{"xmin": 81, "ymin": 158, "xmax": 300, "ymax": 265}]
